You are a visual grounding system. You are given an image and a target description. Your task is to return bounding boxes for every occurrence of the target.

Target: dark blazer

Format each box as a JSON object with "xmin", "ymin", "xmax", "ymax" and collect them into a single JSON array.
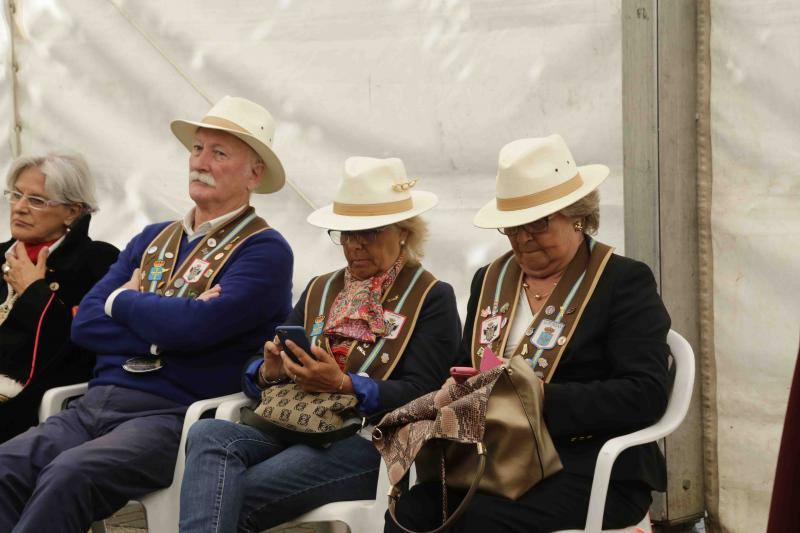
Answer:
[
  {"xmin": 459, "ymin": 249, "xmax": 671, "ymax": 491},
  {"xmin": 277, "ymin": 272, "xmax": 463, "ymax": 414},
  {"xmin": 0, "ymin": 215, "xmax": 118, "ymax": 442}
]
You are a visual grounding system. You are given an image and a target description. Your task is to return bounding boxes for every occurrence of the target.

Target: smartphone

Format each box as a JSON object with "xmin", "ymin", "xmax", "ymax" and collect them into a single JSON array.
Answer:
[
  {"xmin": 450, "ymin": 366, "xmax": 480, "ymax": 384},
  {"xmin": 275, "ymin": 325, "xmax": 315, "ymax": 365}
]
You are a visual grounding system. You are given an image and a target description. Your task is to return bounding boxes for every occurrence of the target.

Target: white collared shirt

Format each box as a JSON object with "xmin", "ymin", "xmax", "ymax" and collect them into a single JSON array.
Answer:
[{"xmin": 181, "ymin": 205, "xmax": 248, "ymax": 243}]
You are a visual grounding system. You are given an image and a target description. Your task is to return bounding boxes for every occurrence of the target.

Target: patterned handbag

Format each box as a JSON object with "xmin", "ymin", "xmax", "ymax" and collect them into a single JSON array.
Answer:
[
  {"xmin": 373, "ymin": 355, "xmax": 562, "ymax": 532},
  {"xmin": 240, "ymin": 382, "xmax": 365, "ymax": 447}
]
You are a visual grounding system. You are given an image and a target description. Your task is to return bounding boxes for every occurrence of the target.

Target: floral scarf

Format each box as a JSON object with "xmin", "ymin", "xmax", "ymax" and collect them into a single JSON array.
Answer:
[{"xmin": 324, "ymin": 254, "xmax": 405, "ymax": 369}]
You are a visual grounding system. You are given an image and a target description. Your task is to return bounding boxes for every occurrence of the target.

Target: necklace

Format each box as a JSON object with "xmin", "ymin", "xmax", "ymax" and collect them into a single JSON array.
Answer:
[{"xmin": 522, "ymin": 279, "xmax": 558, "ymax": 301}]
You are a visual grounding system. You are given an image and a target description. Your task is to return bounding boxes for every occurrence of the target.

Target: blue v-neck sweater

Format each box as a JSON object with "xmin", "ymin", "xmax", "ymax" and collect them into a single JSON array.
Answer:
[{"xmin": 71, "ymin": 220, "xmax": 293, "ymax": 405}]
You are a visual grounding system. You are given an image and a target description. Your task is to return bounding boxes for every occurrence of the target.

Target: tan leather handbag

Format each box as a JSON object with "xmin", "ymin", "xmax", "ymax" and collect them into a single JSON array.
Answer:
[{"xmin": 373, "ymin": 355, "xmax": 562, "ymax": 532}]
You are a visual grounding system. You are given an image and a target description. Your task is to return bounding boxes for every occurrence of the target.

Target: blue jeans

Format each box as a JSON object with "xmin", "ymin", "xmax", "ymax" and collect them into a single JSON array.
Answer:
[{"xmin": 179, "ymin": 419, "xmax": 381, "ymax": 533}]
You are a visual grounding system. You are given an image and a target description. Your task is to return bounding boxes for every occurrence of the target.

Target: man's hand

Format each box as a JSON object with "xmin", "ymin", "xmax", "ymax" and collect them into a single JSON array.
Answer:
[
  {"xmin": 196, "ymin": 285, "xmax": 221, "ymax": 302},
  {"xmin": 281, "ymin": 341, "xmax": 352, "ymax": 394},
  {"xmin": 120, "ymin": 268, "xmax": 142, "ymax": 292},
  {"xmin": 3, "ymin": 245, "xmax": 48, "ymax": 295}
]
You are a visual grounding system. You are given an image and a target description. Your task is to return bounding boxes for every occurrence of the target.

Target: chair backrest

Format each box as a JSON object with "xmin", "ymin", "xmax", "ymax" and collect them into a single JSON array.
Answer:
[{"xmin": 661, "ymin": 330, "xmax": 696, "ymax": 439}]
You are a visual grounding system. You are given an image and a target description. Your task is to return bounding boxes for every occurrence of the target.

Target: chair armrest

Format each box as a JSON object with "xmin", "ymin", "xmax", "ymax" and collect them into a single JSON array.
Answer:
[
  {"xmin": 38, "ymin": 382, "xmax": 89, "ymax": 421},
  {"xmin": 171, "ymin": 392, "xmax": 252, "ymax": 487},
  {"xmin": 214, "ymin": 393, "xmax": 255, "ymax": 422}
]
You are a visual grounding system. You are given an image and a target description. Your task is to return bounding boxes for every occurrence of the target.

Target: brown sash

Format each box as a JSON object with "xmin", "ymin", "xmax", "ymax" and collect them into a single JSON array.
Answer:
[
  {"xmin": 303, "ymin": 264, "xmax": 437, "ymax": 380},
  {"xmin": 470, "ymin": 239, "xmax": 614, "ymax": 382},
  {"xmin": 138, "ymin": 206, "xmax": 270, "ymax": 299}
]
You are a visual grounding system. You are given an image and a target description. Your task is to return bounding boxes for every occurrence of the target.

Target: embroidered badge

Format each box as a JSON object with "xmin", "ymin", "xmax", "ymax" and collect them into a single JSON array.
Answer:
[
  {"xmin": 480, "ymin": 315, "xmax": 503, "ymax": 345},
  {"xmin": 214, "ymin": 252, "xmax": 224, "ymax": 261},
  {"xmin": 530, "ymin": 319, "xmax": 564, "ymax": 350},
  {"xmin": 383, "ymin": 310, "xmax": 407, "ymax": 340},
  {"xmin": 183, "ymin": 259, "xmax": 210, "ymax": 284},
  {"xmin": 545, "ymin": 305, "xmax": 556, "ymax": 316},
  {"xmin": 207, "ymin": 238, "xmax": 218, "ymax": 248},
  {"xmin": 480, "ymin": 306, "xmax": 492, "ymax": 318},
  {"xmin": 310, "ymin": 315, "xmax": 325, "ymax": 336},
  {"xmin": 164, "ymin": 252, "xmax": 174, "ymax": 259},
  {"xmin": 203, "ymin": 268, "xmax": 214, "ymax": 279},
  {"xmin": 499, "ymin": 302, "xmax": 510, "ymax": 314},
  {"xmin": 147, "ymin": 245, "xmax": 158, "ymax": 254}
]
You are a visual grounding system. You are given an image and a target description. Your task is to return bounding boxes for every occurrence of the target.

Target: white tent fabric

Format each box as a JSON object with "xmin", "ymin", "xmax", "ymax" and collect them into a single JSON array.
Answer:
[
  {"xmin": 711, "ymin": 0, "xmax": 800, "ymax": 530},
  {"xmin": 0, "ymin": 0, "xmax": 625, "ymax": 320}
]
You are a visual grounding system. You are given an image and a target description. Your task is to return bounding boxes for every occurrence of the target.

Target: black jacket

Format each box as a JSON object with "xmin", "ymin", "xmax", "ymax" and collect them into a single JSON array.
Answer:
[
  {"xmin": 459, "ymin": 251, "xmax": 671, "ymax": 491},
  {"xmin": 0, "ymin": 215, "xmax": 118, "ymax": 441}
]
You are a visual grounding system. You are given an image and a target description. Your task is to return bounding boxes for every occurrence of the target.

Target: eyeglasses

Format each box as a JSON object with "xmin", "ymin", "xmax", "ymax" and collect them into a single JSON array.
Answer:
[
  {"xmin": 328, "ymin": 226, "xmax": 389, "ymax": 246},
  {"xmin": 498, "ymin": 216, "xmax": 552, "ymax": 236},
  {"xmin": 3, "ymin": 190, "xmax": 67, "ymax": 210}
]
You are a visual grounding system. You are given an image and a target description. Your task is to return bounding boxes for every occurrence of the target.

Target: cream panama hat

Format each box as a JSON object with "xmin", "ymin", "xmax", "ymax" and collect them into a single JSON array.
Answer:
[
  {"xmin": 474, "ymin": 134, "xmax": 609, "ymax": 229},
  {"xmin": 170, "ymin": 96, "xmax": 285, "ymax": 194},
  {"xmin": 307, "ymin": 157, "xmax": 438, "ymax": 231}
]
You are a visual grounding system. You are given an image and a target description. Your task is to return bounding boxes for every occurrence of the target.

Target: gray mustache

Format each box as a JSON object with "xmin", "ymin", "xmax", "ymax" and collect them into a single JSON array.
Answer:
[{"xmin": 189, "ymin": 171, "xmax": 216, "ymax": 187}]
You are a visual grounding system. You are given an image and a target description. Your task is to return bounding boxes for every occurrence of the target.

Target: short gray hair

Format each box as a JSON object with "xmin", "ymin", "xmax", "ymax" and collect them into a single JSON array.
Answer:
[
  {"xmin": 6, "ymin": 152, "xmax": 98, "ymax": 213},
  {"xmin": 559, "ymin": 189, "xmax": 600, "ymax": 235},
  {"xmin": 393, "ymin": 216, "xmax": 429, "ymax": 266}
]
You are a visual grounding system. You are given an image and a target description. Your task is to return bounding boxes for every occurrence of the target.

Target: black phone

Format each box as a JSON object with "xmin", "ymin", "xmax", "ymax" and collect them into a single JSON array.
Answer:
[{"xmin": 275, "ymin": 325, "xmax": 315, "ymax": 365}]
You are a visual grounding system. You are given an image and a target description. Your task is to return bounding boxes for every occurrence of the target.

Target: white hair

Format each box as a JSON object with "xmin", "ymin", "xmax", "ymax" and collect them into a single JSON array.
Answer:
[{"xmin": 5, "ymin": 152, "xmax": 99, "ymax": 213}]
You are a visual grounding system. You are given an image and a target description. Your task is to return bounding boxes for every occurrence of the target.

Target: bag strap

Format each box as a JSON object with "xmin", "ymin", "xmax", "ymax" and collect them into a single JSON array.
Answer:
[
  {"xmin": 388, "ymin": 442, "xmax": 487, "ymax": 533},
  {"xmin": 239, "ymin": 406, "xmax": 364, "ymax": 448}
]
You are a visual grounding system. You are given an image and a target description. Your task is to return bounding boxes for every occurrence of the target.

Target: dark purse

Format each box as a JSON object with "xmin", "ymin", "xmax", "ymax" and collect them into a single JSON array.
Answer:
[{"xmin": 240, "ymin": 382, "xmax": 365, "ymax": 448}]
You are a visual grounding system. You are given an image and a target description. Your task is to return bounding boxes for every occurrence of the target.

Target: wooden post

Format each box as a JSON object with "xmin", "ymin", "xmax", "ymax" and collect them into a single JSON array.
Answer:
[{"xmin": 622, "ymin": 0, "xmax": 706, "ymax": 526}]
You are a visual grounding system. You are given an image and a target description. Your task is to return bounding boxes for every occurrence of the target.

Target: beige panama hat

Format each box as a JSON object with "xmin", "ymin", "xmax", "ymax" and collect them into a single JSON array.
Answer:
[
  {"xmin": 474, "ymin": 134, "xmax": 608, "ymax": 229},
  {"xmin": 170, "ymin": 96, "xmax": 285, "ymax": 194},
  {"xmin": 306, "ymin": 157, "xmax": 438, "ymax": 231}
]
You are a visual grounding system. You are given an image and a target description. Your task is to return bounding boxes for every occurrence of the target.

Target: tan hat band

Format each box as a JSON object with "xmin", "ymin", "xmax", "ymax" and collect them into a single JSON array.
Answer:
[
  {"xmin": 496, "ymin": 173, "xmax": 584, "ymax": 211},
  {"xmin": 333, "ymin": 197, "xmax": 413, "ymax": 216},
  {"xmin": 200, "ymin": 116, "xmax": 251, "ymax": 135}
]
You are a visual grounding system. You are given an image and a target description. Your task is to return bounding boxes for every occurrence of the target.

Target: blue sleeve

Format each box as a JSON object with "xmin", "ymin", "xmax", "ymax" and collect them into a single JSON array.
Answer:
[
  {"xmin": 71, "ymin": 229, "xmax": 156, "ymax": 354},
  {"xmin": 242, "ymin": 358, "xmax": 264, "ymax": 400},
  {"xmin": 108, "ymin": 232, "xmax": 293, "ymax": 351},
  {"xmin": 349, "ymin": 373, "xmax": 380, "ymax": 414}
]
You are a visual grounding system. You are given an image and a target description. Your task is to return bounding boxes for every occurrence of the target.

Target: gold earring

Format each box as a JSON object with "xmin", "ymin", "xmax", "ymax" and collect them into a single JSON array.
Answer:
[
  {"xmin": 400, "ymin": 240, "xmax": 406, "ymax": 246},
  {"xmin": 573, "ymin": 220, "xmax": 584, "ymax": 232}
]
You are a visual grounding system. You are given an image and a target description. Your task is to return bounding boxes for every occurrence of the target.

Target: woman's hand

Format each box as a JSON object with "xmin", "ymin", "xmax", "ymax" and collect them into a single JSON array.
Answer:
[
  {"xmin": 120, "ymin": 268, "xmax": 142, "ymax": 292},
  {"xmin": 260, "ymin": 336, "xmax": 286, "ymax": 383},
  {"xmin": 281, "ymin": 341, "xmax": 353, "ymax": 394},
  {"xmin": 3, "ymin": 245, "xmax": 48, "ymax": 295}
]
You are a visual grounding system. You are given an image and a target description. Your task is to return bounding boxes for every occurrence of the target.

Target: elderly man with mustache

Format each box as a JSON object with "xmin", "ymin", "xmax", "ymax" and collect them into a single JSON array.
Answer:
[{"xmin": 0, "ymin": 96, "xmax": 294, "ymax": 533}]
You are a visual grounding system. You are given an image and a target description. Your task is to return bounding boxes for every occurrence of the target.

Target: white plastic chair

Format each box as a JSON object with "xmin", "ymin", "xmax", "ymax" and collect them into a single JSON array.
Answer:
[
  {"xmin": 213, "ymin": 329, "xmax": 695, "ymax": 533},
  {"xmin": 555, "ymin": 329, "xmax": 696, "ymax": 533},
  {"xmin": 38, "ymin": 382, "xmax": 246, "ymax": 533}
]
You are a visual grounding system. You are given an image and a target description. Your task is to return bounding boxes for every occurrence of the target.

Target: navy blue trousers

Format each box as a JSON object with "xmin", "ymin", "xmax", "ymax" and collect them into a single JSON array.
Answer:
[{"xmin": 0, "ymin": 385, "xmax": 187, "ymax": 533}]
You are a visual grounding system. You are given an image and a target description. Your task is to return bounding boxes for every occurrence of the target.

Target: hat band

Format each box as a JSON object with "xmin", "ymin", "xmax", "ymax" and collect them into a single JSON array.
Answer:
[
  {"xmin": 333, "ymin": 198, "xmax": 413, "ymax": 216},
  {"xmin": 200, "ymin": 115, "xmax": 251, "ymax": 135},
  {"xmin": 496, "ymin": 173, "xmax": 584, "ymax": 211}
]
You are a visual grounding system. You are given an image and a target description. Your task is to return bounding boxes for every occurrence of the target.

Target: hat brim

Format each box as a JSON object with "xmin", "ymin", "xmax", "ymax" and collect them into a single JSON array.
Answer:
[
  {"xmin": 473, "ymin": 164, "xmax": 609, "ymax": 229},
  {"xmin": 306, "ymin": 191, "xmax": 438, "ymax": 231},
  {"xmin": 170, "ymin": 119, "xmax": 286, "ymax": 194}
]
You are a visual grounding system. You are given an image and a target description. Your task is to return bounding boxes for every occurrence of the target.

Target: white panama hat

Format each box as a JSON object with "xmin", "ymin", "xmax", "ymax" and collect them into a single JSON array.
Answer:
[
  {"xmin": 170, "ymin": 96, "xmax": 285, "ymax": 194},
  {"xmin": 474, "ymin": 134, "xmax": 609, "ymax": 229},
  {"xmin": 306, "ymin": 157, "xmax": 438, "ymax": 231}
]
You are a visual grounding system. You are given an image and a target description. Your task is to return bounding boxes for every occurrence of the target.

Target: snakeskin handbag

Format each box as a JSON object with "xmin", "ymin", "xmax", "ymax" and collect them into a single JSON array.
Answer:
[
  {"xmin": 373, "ymin": 355, "xmax": 562, "ymax": 532},
  {"xmin": 240, "ymin": 382, "xmax": 364, "ymax": 447}
]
